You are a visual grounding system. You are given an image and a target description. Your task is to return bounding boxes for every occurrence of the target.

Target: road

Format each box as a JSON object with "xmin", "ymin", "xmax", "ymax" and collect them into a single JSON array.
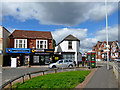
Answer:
[
  {"xmin": 1, "ymin": 65, "xmax": 85, "ymax": 86},
  {"xmin": 2, "ymin": 66, "xmax": 49, "ymax": 85}
]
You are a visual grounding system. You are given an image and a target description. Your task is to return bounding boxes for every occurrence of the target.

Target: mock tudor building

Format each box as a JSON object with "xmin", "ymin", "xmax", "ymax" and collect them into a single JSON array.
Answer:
[
  {"xmin": 6, "ymin": 30, "xmax": 53, "ymax": 66},
  {"xmin": 55, "ymin": 34, "xmax": 82, "ymax": 64},
  {"xmin": 0, "ymin": 25, "xmax": 11, "ymax": 67},
  {"xmin": 93, "ymin": 40, "xmax": 119, "ymax": 61}
]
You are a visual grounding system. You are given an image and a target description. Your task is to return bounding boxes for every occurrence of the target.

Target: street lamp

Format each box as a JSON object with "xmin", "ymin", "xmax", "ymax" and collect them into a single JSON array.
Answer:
[{"xmin": 105, "ymin": 0, "xmax": 109, "ymax": 70}]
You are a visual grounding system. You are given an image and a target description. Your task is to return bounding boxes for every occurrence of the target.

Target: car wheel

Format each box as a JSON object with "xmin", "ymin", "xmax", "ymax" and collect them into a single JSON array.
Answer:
[
  {"xmin": 52, "ymin": 65, "xmax": 56, "ymax": 69},
  {"xmin": 68, "ymin": 65, "xmax": 73, "ymax": 68}
]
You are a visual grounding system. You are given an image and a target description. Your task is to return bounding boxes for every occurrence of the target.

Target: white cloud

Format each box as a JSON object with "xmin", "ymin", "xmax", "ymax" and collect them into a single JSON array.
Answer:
[
  {"xmin": 1, "ymin": 2, "xmax": 117, "ymax": 26},
  {"xmin": 52, "ymin": 28, "xmax": 87, "ymax": 44},
  {"xmin": 52, "ymin": 25, "xmax": 118, "ymax": 53}
]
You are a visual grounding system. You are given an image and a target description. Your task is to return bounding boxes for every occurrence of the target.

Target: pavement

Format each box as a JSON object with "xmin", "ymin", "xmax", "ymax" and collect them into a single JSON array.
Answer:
[{"xmin": 85, "ymin": 65, "xmax": 118, "ymax": 88}]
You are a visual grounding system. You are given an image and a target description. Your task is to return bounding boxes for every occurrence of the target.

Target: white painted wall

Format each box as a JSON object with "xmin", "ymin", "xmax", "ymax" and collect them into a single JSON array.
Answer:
[
  {"xmin": 55, "ymin": 40, "xmax": 81, "ymax": 64},
  {"xmin": 55, "ymin": 41, "xmax": 80, "ymax": 52}
]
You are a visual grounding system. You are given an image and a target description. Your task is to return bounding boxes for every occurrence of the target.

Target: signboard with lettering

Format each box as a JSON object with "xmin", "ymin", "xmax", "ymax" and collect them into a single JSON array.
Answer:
[
  {"xmin": 31, "ymin": 49, "xmax": 54, "ymax": 53},
  {"xmin": 6, "ymin": 48, "xmax": 31, "ymax": 53}
]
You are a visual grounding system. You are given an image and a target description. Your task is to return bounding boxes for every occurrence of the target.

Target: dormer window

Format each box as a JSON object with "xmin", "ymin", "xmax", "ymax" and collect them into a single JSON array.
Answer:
[{"xmin": 68, "ymin": 41, "xmax": 72, "ymax": 49}]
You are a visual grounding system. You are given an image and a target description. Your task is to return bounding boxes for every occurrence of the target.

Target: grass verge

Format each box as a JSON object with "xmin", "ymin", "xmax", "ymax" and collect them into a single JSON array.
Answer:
[{"xmin": 14, "ymin": 70, "xmax": 90, "ymax": 89}]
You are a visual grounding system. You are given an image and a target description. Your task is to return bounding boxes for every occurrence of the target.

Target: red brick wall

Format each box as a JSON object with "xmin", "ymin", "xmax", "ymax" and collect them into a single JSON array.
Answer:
[
  {"xmin": 48, "ymin": 39, "xmax": 53, "ymax": 49},
  {"xmin": 10, "ymin": 38, "xmax": 53, "ymax": 49},
  {"xmin": 28, "ymin": 39, "xmax": 36, "ymax": 49},
  {"xmin": 10, "ymin": 38, "xmax": 14, "ymax": 48}
]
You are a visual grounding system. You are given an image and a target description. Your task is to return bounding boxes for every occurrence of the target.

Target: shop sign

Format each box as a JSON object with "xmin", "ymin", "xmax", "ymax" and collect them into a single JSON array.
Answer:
[
  {"xmin": 45, "ymin": 49, "xmax": 54, "ymax": 53},
  {"xmin": 6, "ymin": 48, "xmax": 31, "ymax": 53},
  {"xmin": 32, "ymin": 49, "xmax": 54, "ymax": 53},
  {"xmin": 32, "ymin": 49, "xmax": 44, "ymax": 53}
]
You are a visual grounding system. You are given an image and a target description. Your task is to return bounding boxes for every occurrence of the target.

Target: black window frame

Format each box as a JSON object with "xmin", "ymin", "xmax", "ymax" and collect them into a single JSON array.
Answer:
[{"xmin": 68, "ymin": 41, "xmax": 72, "ymax": 49}]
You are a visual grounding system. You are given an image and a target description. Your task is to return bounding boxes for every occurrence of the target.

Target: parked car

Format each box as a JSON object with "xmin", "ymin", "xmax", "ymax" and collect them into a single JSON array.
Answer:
[{"xmin": 48, "ymin": 59, "xmax": 75, "ymax": 69}]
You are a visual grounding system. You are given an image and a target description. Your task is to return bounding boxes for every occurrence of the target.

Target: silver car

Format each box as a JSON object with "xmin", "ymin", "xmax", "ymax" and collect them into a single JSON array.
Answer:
[{"xmin": 48, "ymin": 59, "xmax": 75, "ymax": 69}]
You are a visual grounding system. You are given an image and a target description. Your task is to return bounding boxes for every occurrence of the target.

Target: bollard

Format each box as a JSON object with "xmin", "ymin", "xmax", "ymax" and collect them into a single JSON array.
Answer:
[
  {"xmin": 43, "ymin": 71, "xmax": 44, "ymax": 75},
  {"xmin": 9, "ymin": 81, "xmax": 12, "ymax": 90},
  {"xmin": 55, "ymin": 69, "xmax": 57, "ymax": 73},
  {"xmin": 22, "ymin": 75, "xmax": 24, "ymax": 83},
  {"xmin": 62, "ymin": 67, "xmax": 63, "ymax": 72},
  {"xmin": 28, "ymin": 73, "xmax": 31, "ymax": 79}
]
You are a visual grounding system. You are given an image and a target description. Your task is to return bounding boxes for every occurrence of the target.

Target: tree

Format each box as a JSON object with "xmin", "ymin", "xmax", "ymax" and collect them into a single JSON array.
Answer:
[{"xmin": 53, "ymin": 39, "xmax": 56, "ymax": 50}]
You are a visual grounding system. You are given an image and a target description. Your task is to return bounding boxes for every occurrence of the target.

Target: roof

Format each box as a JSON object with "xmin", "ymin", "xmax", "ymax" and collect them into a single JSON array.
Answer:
[
  {"xmin": 9, "ymin": 30, "xmax": 53, "ymax": 39},
  {"xmin": 94, "ymin": 41, "xmax": 118, "ymax": 48},
  {"xmin": 0, "ymin": 25, "xmax": 11, "ymax": 34},
  {"xmin": 57, "ymin": 34, "xmax": 80, "ymax": 46},
  {"xmin": 63, "ymin": 34, "xmax": 80, "ymax": 41}
]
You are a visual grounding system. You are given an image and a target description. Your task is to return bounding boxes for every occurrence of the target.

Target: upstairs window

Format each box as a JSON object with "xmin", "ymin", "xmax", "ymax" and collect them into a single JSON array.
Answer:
[
  {"xmin": 36, "ymin": 40, "xmax": 47, "ymax": 49},
  {"xmin": 15, "ymin": 39, "xmax": 27, "ymax": 48},
  {"xmin": 68, "ymin": 41, "xmax": 72, "ymax": 49}
]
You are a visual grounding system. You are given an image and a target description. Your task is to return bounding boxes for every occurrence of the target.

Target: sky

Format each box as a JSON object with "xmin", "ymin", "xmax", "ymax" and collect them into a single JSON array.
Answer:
[{"xmin": 0, "ymin": 1, "xmax": 119, "ymax": 53}]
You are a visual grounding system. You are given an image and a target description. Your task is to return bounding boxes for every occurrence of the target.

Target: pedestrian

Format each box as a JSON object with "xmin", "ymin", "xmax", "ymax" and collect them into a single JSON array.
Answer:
[{"xmin": 73, "ymin": 61, "xmax": 76, "ymax": 66}]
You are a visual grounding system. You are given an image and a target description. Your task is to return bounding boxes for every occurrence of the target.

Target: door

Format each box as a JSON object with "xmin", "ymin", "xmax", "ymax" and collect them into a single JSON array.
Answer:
[
  {"xmin": 63, "ymin": 60, "xmax": 69, "ymax": 67},
  {"xmin": 40, "ymin": 56, "xmax": 45, "ymax": 65},
  {"xmin": 57, "ymin": 60, "xmax": 63, "ymax": 68}
]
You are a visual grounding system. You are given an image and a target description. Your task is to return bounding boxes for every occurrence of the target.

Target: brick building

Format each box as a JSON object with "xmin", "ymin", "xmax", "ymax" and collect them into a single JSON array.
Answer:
[
  {"xmin": 93, "ymin": 40, "xmax": 119, "ymax": 61},
  {"xmin": 6, "ymin": 30, "xmax": 54, "ymax": 66},
  {"xmin": 0, "ymin": 25, "xmax": 11, "ymax": 67}
]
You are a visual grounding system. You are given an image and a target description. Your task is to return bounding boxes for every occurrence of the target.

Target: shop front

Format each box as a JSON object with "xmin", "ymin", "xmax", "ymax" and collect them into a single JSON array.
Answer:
[
  {"xmin": 6, "ymin": 48, "xmax": 31, "ymax": 67},
  {"xmin": 30, "ymin": 49, "xmax": 54, "ymax": 65}
]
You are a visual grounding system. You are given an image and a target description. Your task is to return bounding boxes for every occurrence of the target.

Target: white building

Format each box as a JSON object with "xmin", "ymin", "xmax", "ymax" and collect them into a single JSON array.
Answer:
[
  {"xmin": 0, "ymin": 25, "xmax": 11, "ymax": 67},
  {"xmin": 55, "ymin": 34, "xmax": 82, "ymax": 64}
]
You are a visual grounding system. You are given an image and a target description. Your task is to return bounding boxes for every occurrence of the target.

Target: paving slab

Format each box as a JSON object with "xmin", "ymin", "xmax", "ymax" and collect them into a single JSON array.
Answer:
[{"xmin": 85, "ymin": 65, "xmax": 118, "ymax": 88}]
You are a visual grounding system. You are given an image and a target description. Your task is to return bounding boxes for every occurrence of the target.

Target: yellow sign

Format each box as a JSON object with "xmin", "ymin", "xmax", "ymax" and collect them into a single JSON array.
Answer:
[
  {"xmin": 32, "ymin": 49, "xmax": 35, "ymax": 52},
  {"xmin": 46, "ymin": 51, "xmax": 53, "ymax": 52},
  {"xmin": 55, "ymin": 57, "xmax": 59, "ymax": 60}
]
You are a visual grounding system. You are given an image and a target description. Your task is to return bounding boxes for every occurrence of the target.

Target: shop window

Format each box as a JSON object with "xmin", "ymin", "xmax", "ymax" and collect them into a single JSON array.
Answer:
[
  {"xmin": 68, "ymin": 41, "xmax": 72, "ymax": 49},
  {"xmin": 15, "ymin": 39, "xmax": 27, "ymax": 48},
  {"xmin": 36, "ymin": 40, "xmax": 47, "ymax": 49},
  {"xmin": 63, "ymin": 54, "xmax": 75, "ymax": 60},
  {"xmin": 33, "ymin": 56, "xmax": 39, "ymax": 63}
]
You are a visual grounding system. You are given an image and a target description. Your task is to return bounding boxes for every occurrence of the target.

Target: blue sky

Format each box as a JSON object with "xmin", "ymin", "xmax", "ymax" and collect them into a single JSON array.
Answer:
[{"xmin": 1, "ymin": 2, "xmax": 118, "ymax": 52}]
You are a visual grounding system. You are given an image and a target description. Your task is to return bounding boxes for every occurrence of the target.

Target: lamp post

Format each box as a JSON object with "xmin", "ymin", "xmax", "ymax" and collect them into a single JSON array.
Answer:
[{"xmin": 105, "ymin": 0, "xmax": 109, "ymax": 70}]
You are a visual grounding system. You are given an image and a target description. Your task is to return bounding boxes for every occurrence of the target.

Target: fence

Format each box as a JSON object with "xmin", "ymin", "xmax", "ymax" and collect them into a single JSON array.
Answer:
[{"xmin": 0, "ymin": 67, "xmax": 85, "ymax": 89}]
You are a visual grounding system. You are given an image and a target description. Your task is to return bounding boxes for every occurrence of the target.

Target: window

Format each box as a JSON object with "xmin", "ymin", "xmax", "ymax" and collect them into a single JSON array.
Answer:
[
  {"xmin": 68, "ymin": 41, "xmax": 72, "ymax": 49},
  {"xmin": 36, "ymin": 40, "xmax": 47, "ymax": 49},
  {"xmin": 63, "ymin": 54, "xmax": 75, "ymax": 60},
  {"xmin": 33, "ymin": 56, "xmax": 39, "ymax": 63},
  {"xmin": 64, "ymin": 60, "xmax": 68, "ymax": 63},
  {"xmin": 59, "ymin": 60, "xmax": 63, "ymax": 64},
  {"xmin": 15, "ymin": 39, "xmax": 27, "ymax": 48},
  {"xmin": 69, "ymin": 60, "xmax": 73, "ymax": 62}
]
